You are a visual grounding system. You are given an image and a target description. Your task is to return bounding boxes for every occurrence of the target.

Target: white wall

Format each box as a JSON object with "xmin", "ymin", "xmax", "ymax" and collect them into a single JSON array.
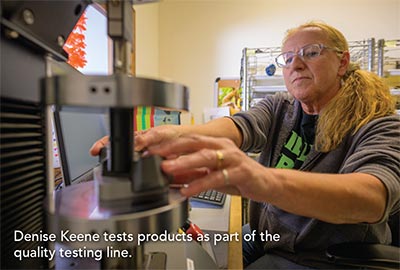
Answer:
[
  {"xmin": 135, "ymin": 2, "xmax": 160, "ymax": 78},
  {"xmin": 135, "ymin": 0, "xmax": 400, "ymax": 124}
]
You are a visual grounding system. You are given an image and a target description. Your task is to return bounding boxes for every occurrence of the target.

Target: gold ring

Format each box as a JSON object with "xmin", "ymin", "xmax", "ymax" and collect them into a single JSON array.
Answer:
[
  {"xmin": 222, "ymin": 169, "xmax": 229, "ymax": 185},
  {"xmin": 216, "ymin": 150, "xmax": 224, "ymax": 169}
]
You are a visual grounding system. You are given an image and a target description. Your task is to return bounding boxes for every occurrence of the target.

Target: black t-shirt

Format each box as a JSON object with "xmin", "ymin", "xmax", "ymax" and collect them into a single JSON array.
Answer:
[
  {"xmin": 275, "ymin": 109, "xmax": 318, "ymax": 169},
  {"xmin": 300, "ymin": 110, "xmax": 318, "ymax": 145}
]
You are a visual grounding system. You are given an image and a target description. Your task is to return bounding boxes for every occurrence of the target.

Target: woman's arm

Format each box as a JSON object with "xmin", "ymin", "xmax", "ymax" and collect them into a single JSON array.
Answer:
[
  {"xmin": 137, "ymin": 117, "xmax": 243, "ymax": 150},
  {"xmin": 263, "ymin": 169, "xmax": 387, "ymax": 224},
  {"xmin": 89, "ymin": 117, "xmax": 242, "ymax": 155},
  {"xmin": 148, "ymin": 134, "xmax": 388, "ymax": 224}
]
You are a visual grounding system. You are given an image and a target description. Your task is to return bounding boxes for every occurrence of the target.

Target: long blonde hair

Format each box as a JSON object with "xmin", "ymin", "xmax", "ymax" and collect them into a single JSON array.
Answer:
[{"xmin": 284, "ymin": 21, "xmax": 396, "ymax": 152}]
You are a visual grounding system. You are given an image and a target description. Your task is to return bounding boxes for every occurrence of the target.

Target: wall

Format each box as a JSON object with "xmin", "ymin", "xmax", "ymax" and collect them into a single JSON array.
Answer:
[
  {"xmin": 135, "ymin": 2, "xmax": 160, "ymax": 78},
  {"xmin": 135, "ymin": 0, "xmax": 400, "ymax": 124}
]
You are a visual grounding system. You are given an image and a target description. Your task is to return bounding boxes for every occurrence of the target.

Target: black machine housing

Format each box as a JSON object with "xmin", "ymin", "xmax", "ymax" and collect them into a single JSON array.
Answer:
[{"xmin": 1, "ymin": 1, "xmax": 90, "ymax": 268}]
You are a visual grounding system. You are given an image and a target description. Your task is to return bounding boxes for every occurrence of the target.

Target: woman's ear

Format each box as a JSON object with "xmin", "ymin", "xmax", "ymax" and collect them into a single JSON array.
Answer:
[{"xmin": 338, "ymin": 51, "xmax": 350, "ymax": 76}]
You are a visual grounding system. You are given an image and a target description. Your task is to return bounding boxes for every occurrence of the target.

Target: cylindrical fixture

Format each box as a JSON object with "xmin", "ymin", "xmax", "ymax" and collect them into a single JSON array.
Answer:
[{"xmin": 108, "ymin": 108, "xmax": 133, "ymax": 174}]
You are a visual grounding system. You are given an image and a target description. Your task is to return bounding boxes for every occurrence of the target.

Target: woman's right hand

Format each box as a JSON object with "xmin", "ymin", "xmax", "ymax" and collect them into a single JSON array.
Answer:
[
  {"xmin": 134, "ymin": 125, "xmax": 182, "ymax": 152},
  {"xmin": 89, "ymin": 135, "xmax": 109, "ymax": 156},
  {"xmin": 89, "ymin": 125, "xmax": 183, "ymax": 156}
]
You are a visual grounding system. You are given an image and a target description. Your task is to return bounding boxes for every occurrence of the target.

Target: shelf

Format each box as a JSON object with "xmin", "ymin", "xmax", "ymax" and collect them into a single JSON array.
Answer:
[
  {"xmin": 388, "ymin": 69, "xmax": 400, "ymax": 76},
  {"xmin": 249, "ymin": 74, "xmax": 284, "ymax": 81},
  {"xmin": 391, "ymin": 89, "xmax": 400, "ymax": 95},
  {"xmin": 251, "ymin": 85, "xmax": 286, "ymax": 92}
]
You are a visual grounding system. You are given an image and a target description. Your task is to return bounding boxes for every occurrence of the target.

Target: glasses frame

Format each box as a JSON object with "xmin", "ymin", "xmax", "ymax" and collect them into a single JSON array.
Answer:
[{"xmin": 275, "ymin": 43, "xmax": 343, "ymax": 68}]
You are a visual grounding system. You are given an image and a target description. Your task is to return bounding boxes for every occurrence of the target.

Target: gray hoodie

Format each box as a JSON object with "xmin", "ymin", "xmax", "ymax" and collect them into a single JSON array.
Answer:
[{"xmin": 231, "ymin": 92, "xmax": 400, "ymax": 264}]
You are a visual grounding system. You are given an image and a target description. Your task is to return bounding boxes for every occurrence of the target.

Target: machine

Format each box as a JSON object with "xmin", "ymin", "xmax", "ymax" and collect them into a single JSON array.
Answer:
[{"xmin": 1, "ymin": 1, "xmax": 216, "ymax": 269}]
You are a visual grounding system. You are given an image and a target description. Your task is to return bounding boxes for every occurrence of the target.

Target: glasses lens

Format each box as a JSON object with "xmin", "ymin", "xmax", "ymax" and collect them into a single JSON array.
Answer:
[
  {"xmin": 276, "ymin": 52, "xmax": 294, "ymax": 68},
  {"xmin": 275, "ymin": 54, "xmax": 286, "ymax": 67},
  {"xmin": 276, "ymin": 44, "xmax": 324, "ymax": 68},
  {"xmin": 302, "ymin": 44, "xmax": 322, "ymax": 59}
]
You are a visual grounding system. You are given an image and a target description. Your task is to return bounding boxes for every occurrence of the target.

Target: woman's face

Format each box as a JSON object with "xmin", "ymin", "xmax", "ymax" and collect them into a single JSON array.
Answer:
[{"xmin": 281, "ymin": 27, "xmax": 349, "ymax": 114}]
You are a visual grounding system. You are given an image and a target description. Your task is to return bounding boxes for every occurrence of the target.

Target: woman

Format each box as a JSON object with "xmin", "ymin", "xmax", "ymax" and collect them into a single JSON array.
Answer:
[{"xmin": 91, "ymin": 22, "xmax": 399, "ymax": 269}]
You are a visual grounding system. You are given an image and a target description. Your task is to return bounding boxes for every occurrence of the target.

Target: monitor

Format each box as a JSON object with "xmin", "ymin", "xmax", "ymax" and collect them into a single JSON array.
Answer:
[{"xmin": 53, "ymin": 107, "xmax": 108, "ymax": 186}]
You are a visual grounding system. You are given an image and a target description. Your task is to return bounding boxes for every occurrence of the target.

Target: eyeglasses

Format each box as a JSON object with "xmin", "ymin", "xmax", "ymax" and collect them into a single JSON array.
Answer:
[{"xmin": 275, "ymin": 44, "xmax": 343, "ymax": 68}]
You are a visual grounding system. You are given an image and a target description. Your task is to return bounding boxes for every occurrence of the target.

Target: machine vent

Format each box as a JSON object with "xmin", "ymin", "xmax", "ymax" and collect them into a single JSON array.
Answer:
[{"xmin": 0, "ymin": 97, "xmax": 48, "ymax": 269}]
